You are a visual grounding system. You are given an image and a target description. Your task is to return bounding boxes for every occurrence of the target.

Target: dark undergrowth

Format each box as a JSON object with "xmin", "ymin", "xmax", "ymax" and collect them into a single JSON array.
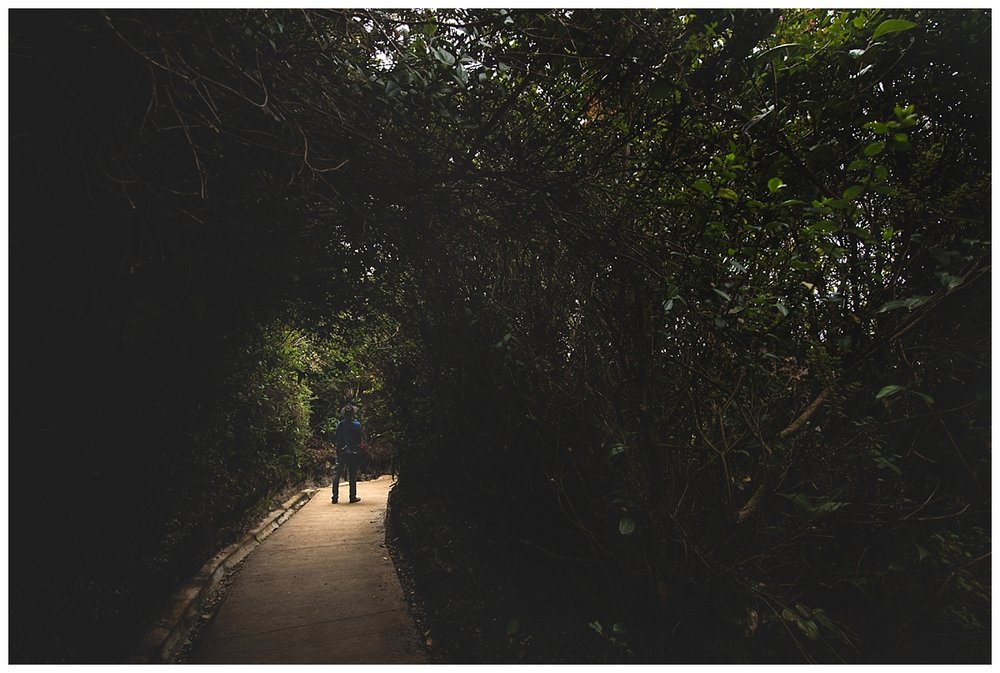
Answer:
[
  {"xmin": 387, "ymin": 478, "xmax": 616, "ymax": 664},
  {"xmin": 387, "ymin": 466, "xmax": 990, "ymax": 664}
]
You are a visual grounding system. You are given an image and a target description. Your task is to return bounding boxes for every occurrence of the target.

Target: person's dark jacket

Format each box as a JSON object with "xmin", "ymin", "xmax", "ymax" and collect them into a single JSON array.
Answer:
[{"xmin": 333, "ymin": 418, "xmax": 363, "ymax": 455}]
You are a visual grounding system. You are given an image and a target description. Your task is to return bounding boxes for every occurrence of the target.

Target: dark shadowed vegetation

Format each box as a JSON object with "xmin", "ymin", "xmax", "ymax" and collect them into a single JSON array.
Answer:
[{"xmin": 11, "ymin": 8, "xmax": 989, "ymax": 663}]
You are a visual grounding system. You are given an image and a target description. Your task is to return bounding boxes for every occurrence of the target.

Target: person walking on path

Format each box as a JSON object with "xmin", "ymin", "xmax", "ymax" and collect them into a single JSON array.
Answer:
[{"xmin": 332, "ymin": 404, "xmax": 364, "ymax": 504}]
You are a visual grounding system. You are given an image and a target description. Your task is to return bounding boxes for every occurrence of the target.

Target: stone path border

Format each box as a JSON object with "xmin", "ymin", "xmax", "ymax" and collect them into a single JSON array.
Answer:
[{"xmin": 129, "ymin": 488, "xmax": 320, "ymax": 663}]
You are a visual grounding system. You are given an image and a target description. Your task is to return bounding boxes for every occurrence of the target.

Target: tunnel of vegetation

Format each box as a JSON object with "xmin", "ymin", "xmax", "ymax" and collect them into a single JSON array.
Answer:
[{"xmin": 11, "ymin": 9, "xmax": 989, "ymax": 663}]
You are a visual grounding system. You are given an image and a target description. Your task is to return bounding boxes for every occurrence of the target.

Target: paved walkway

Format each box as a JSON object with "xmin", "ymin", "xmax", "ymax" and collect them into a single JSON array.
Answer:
[{"xmin": 191, "ymin": 475, "xmax": 426, "ymax": 664}]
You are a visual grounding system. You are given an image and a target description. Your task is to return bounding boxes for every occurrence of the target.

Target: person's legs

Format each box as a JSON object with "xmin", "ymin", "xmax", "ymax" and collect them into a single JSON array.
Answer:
[
  {"xmin": 348, "ymin": 454, "xmax": 359, "ymax": 501},
  {"xmin": 332, "ymin": 458, "xmax": 344, "ymax": 502}
]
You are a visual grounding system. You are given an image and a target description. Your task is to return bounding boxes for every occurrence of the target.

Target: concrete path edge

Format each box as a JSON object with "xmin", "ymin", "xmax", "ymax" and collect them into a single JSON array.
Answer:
[{"xmin": 128, "ymin": 487, "xmax": 321, "ymax": 663}]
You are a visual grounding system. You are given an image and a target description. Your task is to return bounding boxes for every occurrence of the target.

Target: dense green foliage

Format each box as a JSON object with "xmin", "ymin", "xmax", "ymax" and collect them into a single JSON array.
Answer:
[{"xmin": 11, "ymin": 9, "xmax": 989, "ymax": 663}]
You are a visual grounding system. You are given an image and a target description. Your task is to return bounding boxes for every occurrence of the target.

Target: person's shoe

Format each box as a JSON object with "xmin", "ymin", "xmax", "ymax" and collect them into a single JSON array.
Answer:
[
  {"xmin": 331, "ymin": 497, "xmax": 338, "ymax": 504},
  {"xmin": 349, "ymin": 497, "xmax": 361, "ymax": 503}
]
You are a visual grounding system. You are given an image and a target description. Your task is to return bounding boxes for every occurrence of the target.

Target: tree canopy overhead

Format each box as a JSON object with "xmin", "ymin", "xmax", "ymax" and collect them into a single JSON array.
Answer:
[{"xmin": 11, "ymin": 8, "xmax": 990, "ymax": 663}]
